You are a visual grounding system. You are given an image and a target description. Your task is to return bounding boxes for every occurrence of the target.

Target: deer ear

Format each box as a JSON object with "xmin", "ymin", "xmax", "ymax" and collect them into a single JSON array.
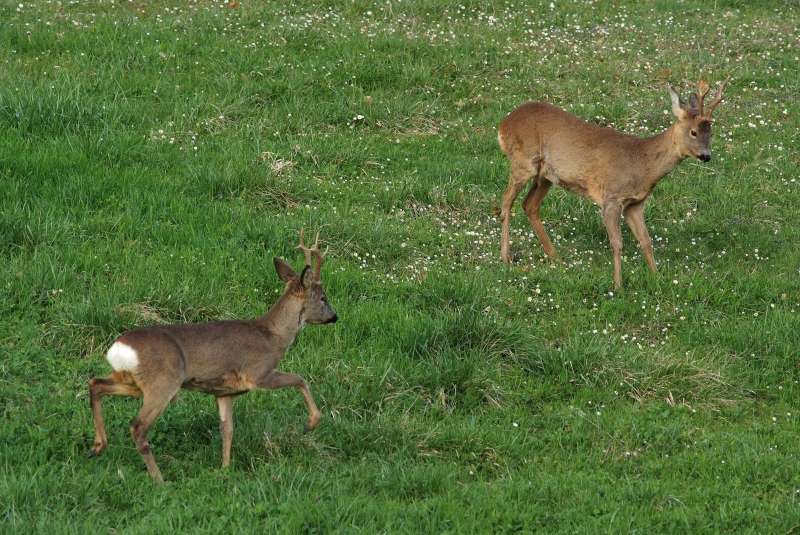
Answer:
[
  {"xmin": 299, "ymin": 266, "xmax": 314, "ymax": 289},
  {"xmin": 667, "ymin": 85, "xmax": 686, "ymax": 119},
  {"xmin": 274, "ymin": 257, "xmax": 297, "ymax": 282}
]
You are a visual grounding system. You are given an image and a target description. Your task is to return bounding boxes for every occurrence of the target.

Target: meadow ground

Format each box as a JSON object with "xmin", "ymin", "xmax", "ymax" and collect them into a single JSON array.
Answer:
[{"xmin": 1, "ymin": 0, "xmax": 799, "ymax": 532}]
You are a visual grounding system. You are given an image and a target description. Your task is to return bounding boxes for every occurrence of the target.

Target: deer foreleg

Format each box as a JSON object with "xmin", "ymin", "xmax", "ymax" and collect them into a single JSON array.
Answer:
[
  {"xmin": 257, "ymin": 371, "xmax": 322, "ymax": 432},
  {"xmin": 624, "ymin": 202, "xmax": 656, "ymax": 272},
  {"xmin": 216, "ymin": 396, "xmax": 235, "ymax": 468}
]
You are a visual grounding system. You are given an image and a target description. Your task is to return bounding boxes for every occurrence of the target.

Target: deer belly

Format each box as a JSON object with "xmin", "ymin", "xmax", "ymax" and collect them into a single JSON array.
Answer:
[
  {"xmin": 547, "ymin": 169, "xmax": 589, "ymax": 197},
  {"xmin": 183, "ymin": 371, "xmax": 257, "ymax": 396},
  {"xmin": 543, "ymin": 164, "xmax": 602, "ymax": 202}
]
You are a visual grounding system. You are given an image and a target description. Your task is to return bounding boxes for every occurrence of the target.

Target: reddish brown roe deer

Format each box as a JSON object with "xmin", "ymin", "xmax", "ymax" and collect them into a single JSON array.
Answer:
[{"xmin": 498, "ymin": 78, "xmax": 729, "ymax": 288}]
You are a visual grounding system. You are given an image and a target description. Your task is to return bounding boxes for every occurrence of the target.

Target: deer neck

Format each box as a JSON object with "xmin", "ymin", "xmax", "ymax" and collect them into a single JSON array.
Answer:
[
  {"xmin": 258, "ymin": 291, "xmax": 305, "ymax": 350},
  {"xmin": 642, "ymin": 123, "xmax": 686, "ymax": 189}
]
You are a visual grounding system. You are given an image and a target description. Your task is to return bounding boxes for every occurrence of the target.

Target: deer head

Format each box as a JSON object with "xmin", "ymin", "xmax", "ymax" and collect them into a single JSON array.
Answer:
[
  {"xmin": 273, "ymin": 229, "xmax": 337, "ymax": 325},
  {"xmin": 668, "ymin": 77, "xmax": 729, "ymax": 162}
]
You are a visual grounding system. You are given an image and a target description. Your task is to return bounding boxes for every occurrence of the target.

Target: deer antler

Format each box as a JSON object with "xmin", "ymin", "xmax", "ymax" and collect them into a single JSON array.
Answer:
[
  {"xmin": 696, "ymin": 80, "xmax": 710, "ymax": 115},
  {"xmin": 313, "ymin": 243, "xmax": 327, "ymax": 280},
  {"xmin": 296, "ymin": 229, "xmax": 327, "ymax": 280},
  {"xmin": 704, "ymin": 77, "xmax": 730, "ymax": 117},
  {"xmin": 297, "ymin": 228, "xmax": 318, "ymax": 267}
]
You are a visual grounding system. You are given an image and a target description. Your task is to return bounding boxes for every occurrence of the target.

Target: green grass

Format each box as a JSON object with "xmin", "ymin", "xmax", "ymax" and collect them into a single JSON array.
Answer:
[{"xmin": 1, "ymin": 0, "xmax": 799, "ymax": 532}]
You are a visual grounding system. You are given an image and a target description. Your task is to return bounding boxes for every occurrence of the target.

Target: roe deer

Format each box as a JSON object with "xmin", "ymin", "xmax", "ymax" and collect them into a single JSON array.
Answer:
[
  {"xmin": 498, "ymin": 78, "xmax": 729, "ymax": 288},
  {"xmin": 88, "ymin": 230, "xmax": 337, "ymax": 482}
]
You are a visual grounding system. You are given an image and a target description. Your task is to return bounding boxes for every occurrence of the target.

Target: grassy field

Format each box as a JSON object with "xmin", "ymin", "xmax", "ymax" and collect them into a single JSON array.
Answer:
[{"xmin": 1, "ymin": 0, "xmax": 799, "ymax": 532}]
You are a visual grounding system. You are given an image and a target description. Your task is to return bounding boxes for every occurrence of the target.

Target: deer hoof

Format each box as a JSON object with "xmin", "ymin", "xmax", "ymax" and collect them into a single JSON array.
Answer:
[
  {"xmin": 304, "ymin": 412, "xmax": 322, "ymax": 433},
  {"xmin": 303, "ymin": 420, "xmax": 318, "ymax": 433}
]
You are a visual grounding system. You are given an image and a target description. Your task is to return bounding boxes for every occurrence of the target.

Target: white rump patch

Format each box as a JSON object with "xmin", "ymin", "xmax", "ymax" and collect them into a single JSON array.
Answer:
[{"xmin": 106, "ymin": 341, "xmax": 139, "ymax": 371}]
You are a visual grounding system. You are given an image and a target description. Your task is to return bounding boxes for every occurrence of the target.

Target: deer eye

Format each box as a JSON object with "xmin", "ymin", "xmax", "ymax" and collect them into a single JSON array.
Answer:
[{"xmin": 690, "ymin": 129, "xmax": 697, "ymax": 138}]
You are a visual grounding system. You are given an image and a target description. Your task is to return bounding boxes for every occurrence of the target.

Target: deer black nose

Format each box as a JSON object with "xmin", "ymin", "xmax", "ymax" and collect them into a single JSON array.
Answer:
[
  {"xmin": 698, "ymin": 153, "xmax": 711, "ymax": 162},
  {"xmin": 327, "ymin": 314, "xmax": 338, "ymax": 324}
]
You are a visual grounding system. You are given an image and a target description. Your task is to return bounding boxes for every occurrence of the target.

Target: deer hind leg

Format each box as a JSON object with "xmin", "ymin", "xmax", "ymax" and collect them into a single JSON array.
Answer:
[
  {"xmin": 216, "ymin": 396, "xmax": 235, "ymax": 469},
  {"xmin": 602, "ymin": 202, "xmax": 624, "ymax": 289},
  {"xmin": 500, "ymin": 159, "xmax": 536, "ymax": 263},
  {"xmin": 88, "ymin": 372, "xmax": 142, "ymax": 457},
  {"xmin": 130, "ymin": 380, "xmax": 180, "ymax": 483},
  {"xmin": 256, "ymin": 371, "xmax": 321, "ymax": 432},
  {"xmin": 623, "ymin": 202, "xmax": 657, "ymax": 273},
  {"xmin": 522, "ymin": 178, "xmax": 556, "ymax": 258}
]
